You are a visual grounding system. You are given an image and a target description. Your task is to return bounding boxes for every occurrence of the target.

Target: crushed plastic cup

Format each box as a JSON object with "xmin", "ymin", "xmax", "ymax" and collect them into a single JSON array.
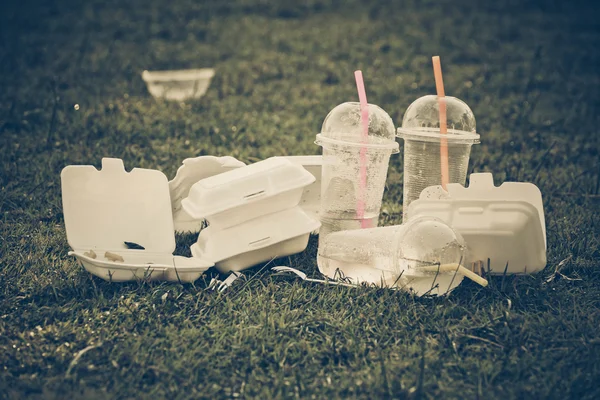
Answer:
[
  {"xmin": 315, "ymin": 102, "xmax": 399, "ymax": 276},
  {"xmin": 397, "ymin": 95, "xmax": 480, "ymax": 221},
  {"xmin": 142, "ymin": 68, "xmax": 215, "ymax": 101},
  {"xmin": 318, "ymin": 216, "xmax": 468, "ymax": 296}
]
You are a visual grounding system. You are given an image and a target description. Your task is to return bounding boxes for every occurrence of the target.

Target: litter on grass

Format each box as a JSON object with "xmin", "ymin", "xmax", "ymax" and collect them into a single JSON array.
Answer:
[
  {"xmin": 408, "ymin": 173, "xmax": 546, "ymax": 274},
  {"xmin": 61, "ymin": 158, "xmax": 213, "ymax": 282},
  {"xmin": 169, "ymin": 155, "xmax": 246, "ymax": 233},
  {"xmin": 169, "ymin": 155, "xmax": 323, "ymax": 233},
  {"xmin": 61, "ymin": 59, "xmax": 548, "ymax": 297},
  {"xmin": 142, "ymin": 68, "xmax": 215, "ymax": 101}
]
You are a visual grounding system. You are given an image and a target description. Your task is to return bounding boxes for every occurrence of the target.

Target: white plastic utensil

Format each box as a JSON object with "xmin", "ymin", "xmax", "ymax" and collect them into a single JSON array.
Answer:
[
  {"xmin": 61, "ymin": 158, "xmax": 213, "ymax": 282},
  {"xmin": 208, "ymin": 271, "xmax": 244, "ymax": 292},
  {"xmin": 271, "ymin": 266, "xmax": 356, "ymax": 287}
]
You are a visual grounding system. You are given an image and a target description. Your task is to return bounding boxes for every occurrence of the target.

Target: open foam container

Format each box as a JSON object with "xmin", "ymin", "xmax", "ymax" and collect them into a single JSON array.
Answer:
[
  {"xmin": 181, "ymin": 157, "xmax": 316, "ymax": 229},
  {"xmin": 191, "ymin": 206, "xmax": 320, "ymax": 273},
  {"xmin": 61, "ymin": 158, "xmax": 213, "ymax": 282},
  {"xmin": 408, "ymin": 173, "xmax": 546, "ymax": 274}
]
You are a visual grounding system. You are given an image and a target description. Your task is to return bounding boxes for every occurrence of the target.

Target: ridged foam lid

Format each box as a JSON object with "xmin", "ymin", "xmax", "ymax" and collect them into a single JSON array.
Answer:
[{"xmin": 61, "ymin": 158, "xmax": 175, "ymax": 253}]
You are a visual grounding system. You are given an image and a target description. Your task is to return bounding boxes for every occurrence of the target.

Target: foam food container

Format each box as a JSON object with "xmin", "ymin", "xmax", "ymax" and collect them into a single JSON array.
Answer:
[
  {"xmin": 169, "ymin": 156, "xmax": 245, "ymax": 233},
  {"xmin": 61, "ymin": 158, "xmax": 213, "ymax": 282},
  {"xmin": 191, "ymin": 207, "xmax": 320, "ymax": 272},
  {"xmin": 409, "ymin": 173, "xmax": 546, "ymax": 274},
  {"xmin": 182, "ymin": 157, "xmax": 315, "ymax": 229},
  {"xmin": 419, "ymin": 173, "xmax": 546, "ymax": 244},
  {"xmin": 142, "ymin": 68, "xmax": 215, "ymax": 101}
]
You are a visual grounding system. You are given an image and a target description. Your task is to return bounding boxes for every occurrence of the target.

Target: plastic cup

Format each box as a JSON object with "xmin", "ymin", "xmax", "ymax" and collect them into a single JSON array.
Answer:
[
  {"xmin": 318, "ymin": 216, "xmax": 468, "ymax": 296},
  {"xmin": 397, "ymin": 95, "xmax": 480, "ymax": 221},
  {"xmin": 315, "ymin": 102, "xmax": 399, "ymax": 276}
]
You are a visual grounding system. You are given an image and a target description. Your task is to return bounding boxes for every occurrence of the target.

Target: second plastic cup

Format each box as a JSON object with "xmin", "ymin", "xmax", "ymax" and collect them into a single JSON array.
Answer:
[
  {"xmin": 397, "ymin": 95, "xmax": 480, "ymax": 221},
  {"xmin": 315, "ymin": 102, "xmax": 399, "ymax": 275}
]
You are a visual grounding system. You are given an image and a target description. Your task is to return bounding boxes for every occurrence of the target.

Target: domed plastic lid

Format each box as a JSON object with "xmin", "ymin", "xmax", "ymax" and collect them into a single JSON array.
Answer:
[
  {"xmin": 397, "ymin": 95, "xmax": 480, "ymax": 144},
  {"xmin": 393, "ymin": 215, "xmax": 467, "ymax": 275},
  {"xmin": 316, "ymin": 102, "xmax": 399, "ymax": 152}
]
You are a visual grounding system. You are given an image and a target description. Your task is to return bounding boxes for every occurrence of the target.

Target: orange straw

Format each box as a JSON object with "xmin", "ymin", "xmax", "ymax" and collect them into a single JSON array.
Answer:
[
  {"xmin": 432, "ymin": 56, "xmax": 449, "ymax": 190},
  {"xmin": 354, "ymin": 70, "xmax": 370, "ymax": 228}
]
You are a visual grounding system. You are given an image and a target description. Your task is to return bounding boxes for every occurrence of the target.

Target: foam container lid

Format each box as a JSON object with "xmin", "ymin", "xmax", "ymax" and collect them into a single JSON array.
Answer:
[
  {"xmin": 182, "ymin": 157, "xmax": 315, "ymax": 219},
  {"xmin": 418, "ymin": 173, "xmax": 546, "ymax": 245},
  {"xmin": 409, "ymin": 173, "xmax": 547, "ymax": 274},
  {"xmin": 194, "ymin": 207, "xmax": 320, "ymax": 263},
  {"xmin": 61, "ymin": 158, "xmax": 176, "ymax": 253}
]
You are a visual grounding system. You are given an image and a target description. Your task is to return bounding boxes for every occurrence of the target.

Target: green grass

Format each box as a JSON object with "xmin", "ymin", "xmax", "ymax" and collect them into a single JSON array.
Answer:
[{"xmin": 1, "ymin": 0, "xmax": 599, "ymax": 398}]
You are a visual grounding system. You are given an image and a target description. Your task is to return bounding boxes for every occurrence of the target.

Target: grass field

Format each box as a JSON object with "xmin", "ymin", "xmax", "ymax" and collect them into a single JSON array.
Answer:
[{"xmin": 1, "ymin": 0, "xmax": 599, "ymax": 398}]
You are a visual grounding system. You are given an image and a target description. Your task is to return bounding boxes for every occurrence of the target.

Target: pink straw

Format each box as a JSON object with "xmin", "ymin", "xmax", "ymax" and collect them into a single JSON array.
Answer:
[
  {"xmin": 354, "ymin": 70, "xmax": 370, "ymax": 228},
  {"xmin": 432, "ymin": 56, "xmax": 449, "ymax": 190}
]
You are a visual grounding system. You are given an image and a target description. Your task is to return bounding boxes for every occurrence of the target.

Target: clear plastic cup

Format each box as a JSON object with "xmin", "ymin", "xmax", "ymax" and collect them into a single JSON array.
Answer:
[
  {"xmin": 315, "ymin": 102, "xmax": 399, "ymax": 275},
  {"xmin": 397, "ymin": 95, "xmax": 480, "ymax": 221},
  {"xmin": 317, "ymin": 216, "xmax": 468, "ymax": 296}
]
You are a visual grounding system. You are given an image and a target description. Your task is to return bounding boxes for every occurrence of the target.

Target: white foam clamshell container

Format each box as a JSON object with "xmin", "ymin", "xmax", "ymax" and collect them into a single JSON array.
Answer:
[
  {"xmin": 61, "ymin": 158, "xmax": 213, "ymax": 282},
  {"xmin": 408, "ymin": 173, "xmax": 546, "ymax": 274},
  {"xmin": 181, "ymin": 157, "xmax": 315, "ymax": 229},
  {"xmin": 169, "ymin": 156, "xmax": 246, "ymax": 233},
  {"xmin": 191, "ymin": 207, "xmax": 320, "ymax": 272}
]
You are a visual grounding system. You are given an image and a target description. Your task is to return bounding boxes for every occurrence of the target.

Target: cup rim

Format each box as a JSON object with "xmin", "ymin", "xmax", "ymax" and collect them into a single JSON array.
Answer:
[
  {"xmin": 315, "ymin": 133, "xmax": 400, "ymax": 153},
  {"xmin": 396, "ymin": 128, "xmax": 480, "ymax": 144}
]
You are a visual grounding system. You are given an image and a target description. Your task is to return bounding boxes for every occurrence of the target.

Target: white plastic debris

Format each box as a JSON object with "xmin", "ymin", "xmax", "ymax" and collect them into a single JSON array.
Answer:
[
  {"xmin": 191, "ymin": 207, "xmax": 320, "ymax": 273},
  {"xmin": 169, "ymin": 156, "xmax": 245, "ymax": 233},
  {"xmin": 141, "ymin": 68, "xmax": 215, "ymax": 101},
  {"xmin": 208, "ymin": 271, "xmax": 244, "ymax": 292},
  {"xmin": 61, "ymin": 158, "xmax": 213, "ymax": 282},
  {"xmin": 182, "ymin": 157, "xmax": 316, "ymax": 229},
  {"xmin": 283, "ymin": 155, "xmax": 322, "ymax": 221},
  {"xmin": 408, "ymin": 173, "xmax": 546, "ymax": 274},
  {"xmin": 271, "ymin": 266, "xmax": 356, "ymax": 287},
  {"xmin": 318, "ymin": 216, "xmax": 480, "ymax": 296}
]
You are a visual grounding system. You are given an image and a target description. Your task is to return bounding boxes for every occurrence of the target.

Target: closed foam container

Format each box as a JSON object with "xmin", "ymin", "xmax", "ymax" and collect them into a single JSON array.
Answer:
[
  {"xmin": 181, "ymin": 157, "xmax": 315, "ymax": 229},
  {"xmin": 61, "ymin": 158, "xmax": 213, "ymax": 282},
  {"xmin": 191, "ymin": 207, "xmax": 320, "ymax": 273},
  {"xmin": 169, "ymin": 156, "xmax": 246, "ymax": 233}
]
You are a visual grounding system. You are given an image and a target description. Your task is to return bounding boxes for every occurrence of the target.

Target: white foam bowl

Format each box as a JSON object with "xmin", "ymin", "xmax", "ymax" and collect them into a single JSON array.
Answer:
[{"xmin": 142, "ymin": 68, "xmax": 215, "ymax": 101}]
